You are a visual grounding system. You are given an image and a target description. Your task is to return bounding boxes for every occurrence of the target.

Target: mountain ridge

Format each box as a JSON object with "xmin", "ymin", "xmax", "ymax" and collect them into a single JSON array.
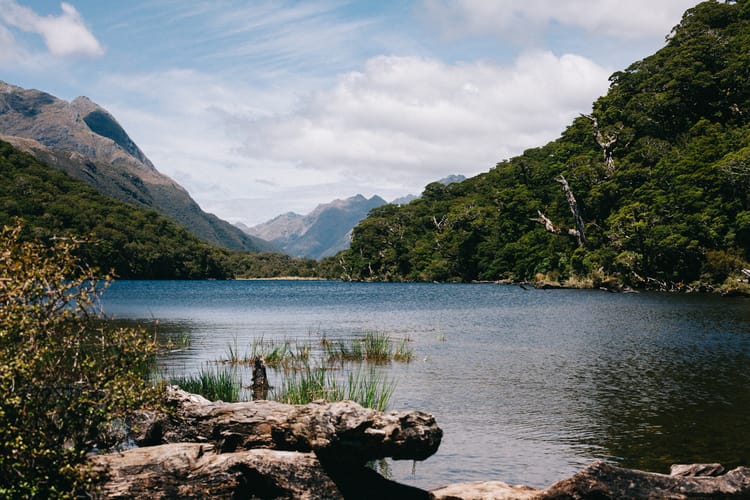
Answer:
[
  {"xmin": 242, "ymin": 194, "xmax": 386, "ymax": 260},
  {"xmin": 0, "ymin": 80, "xmax": 274, "ymax": 253}
]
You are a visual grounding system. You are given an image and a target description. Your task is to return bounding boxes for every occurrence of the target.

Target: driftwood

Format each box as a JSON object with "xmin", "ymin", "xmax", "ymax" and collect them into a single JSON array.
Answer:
[
  {"xmin": 251, "ymin": 357, "xmax": 269, "ymax": 400},
  {"xmin": 89, "ymin": 444, "xmax": 341, "ymax": 499}
]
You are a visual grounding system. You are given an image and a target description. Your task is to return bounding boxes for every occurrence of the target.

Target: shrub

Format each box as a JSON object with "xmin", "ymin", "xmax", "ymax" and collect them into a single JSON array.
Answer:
[{"xmin": 0, "ymin": 222, "xmax": 161, "ymax": 498}]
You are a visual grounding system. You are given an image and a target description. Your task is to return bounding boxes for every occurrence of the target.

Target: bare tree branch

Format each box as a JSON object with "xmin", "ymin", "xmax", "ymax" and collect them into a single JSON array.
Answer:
[
  {"xmin": 556, "ymin": 176, "xmax": 586, "ymax": 246},
  {"xmin": 582, "ymin": 114, "xmax": 619, "ymax": 175}
]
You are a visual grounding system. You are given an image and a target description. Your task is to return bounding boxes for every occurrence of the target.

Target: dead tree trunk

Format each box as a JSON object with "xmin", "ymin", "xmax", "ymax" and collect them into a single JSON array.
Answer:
[
  {"xmin": 556, "ymin": 176, "xmax": 586, "ymax": 246},
  {"xmin": 251, "ymin": 357, "xmax": 269, "ymax": 401},
  {"xmin": 582, "ymin": 113, "xmax": 618, "ymax": 176}
]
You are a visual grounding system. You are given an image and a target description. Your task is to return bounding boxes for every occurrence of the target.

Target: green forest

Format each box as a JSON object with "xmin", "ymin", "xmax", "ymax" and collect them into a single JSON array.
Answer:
[
  {"xmin": 0, "ymin": 141, "xmax": 323, "ymax": 280},
  {"xmin": 340, "ymin": 0, "xmax": 750, "ymax": 291}
]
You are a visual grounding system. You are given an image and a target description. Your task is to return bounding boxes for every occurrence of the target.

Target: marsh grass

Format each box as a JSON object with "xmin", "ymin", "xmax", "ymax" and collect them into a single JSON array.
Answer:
[
  {"xmin": 362, "ymin": 331, "xmax": 393, "ymax": 363},
  {"xmin": 273, "ymin": 365, "xmax": 395, "ymax": 411},
  {"xmin": 323, "ymin": 337, "xmax": 363, "ymax": 362},
  {"xmin": 200, "ymin": 331, "xmax": 414, "ymax": 410},
  {"xmin": 219, "ymin": 336, "xmax": 312, "ymax": 370},
  {"xmin": 344, "ymin": 368, "xmax": 396, "ymax": 412},
  {"xmin": 170, "ymin": 366, "xmax": 241, "ymax": 402},
  {"xmin": 323, "ymin": 331, "xmax": 413, "ymax": 365},
  {"xmin": 393, "ymin": 336, "xmax": 413, "ymax": 363}
]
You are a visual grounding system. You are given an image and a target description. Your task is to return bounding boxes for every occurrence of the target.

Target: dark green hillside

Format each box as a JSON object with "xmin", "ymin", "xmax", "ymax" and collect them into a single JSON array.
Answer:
[
  {"xmin": 0, "ymin": 140, "xmax": 234, "ymax": 279},
  {"xmin": 343, "ymin": 1, "xmax": 750, "ymax": 290}
]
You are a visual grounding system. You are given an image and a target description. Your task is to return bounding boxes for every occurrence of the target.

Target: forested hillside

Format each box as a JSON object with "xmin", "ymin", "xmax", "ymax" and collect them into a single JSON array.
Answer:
[
  {"xmin": 0, "ymin": 141, "xmax": 321, "ymax": 279},
  {"xmin": 341, "ymin": 1, "xmax": 750, "ymax": 290}
]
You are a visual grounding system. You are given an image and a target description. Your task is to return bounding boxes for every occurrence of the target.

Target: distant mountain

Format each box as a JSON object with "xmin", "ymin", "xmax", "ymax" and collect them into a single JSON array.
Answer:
[
  {"xmin": 0, "ymin": 81, "xmax": 273, "ymax": 253},
  {"xmin": 241, "ymin": 194, "xmax": 387, "ymax": 260}
]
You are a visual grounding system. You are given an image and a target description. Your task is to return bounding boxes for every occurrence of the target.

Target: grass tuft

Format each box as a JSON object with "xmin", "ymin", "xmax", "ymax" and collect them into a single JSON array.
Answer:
[{"xmin": 170, "ymin": 366, "xmax": 241, "ymax": 402}]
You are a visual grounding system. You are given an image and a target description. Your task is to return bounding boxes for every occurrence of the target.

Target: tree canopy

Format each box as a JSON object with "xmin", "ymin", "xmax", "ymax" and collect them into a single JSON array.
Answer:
[{"xmin": 341, "ymin": 1, "xmax": 750, "ymax": 290}]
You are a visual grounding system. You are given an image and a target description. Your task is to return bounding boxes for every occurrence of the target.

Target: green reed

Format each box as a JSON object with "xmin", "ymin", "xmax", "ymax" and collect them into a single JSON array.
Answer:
[
  {"xmin": 170, "ymin": 366, "xmax": 241, "ymax": 402},
  {"xmin": 272, "ymin": 364, "xmax": 395, "ymax": 411}
]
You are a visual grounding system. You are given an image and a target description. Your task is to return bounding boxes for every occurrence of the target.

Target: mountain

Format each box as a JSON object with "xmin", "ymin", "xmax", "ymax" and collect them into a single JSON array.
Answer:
[
  {"xmin": 241, "ymin": 175, "xmax": 467, "ymax": 259},
  {"xmin": 0, "ymin": 81, "xmax": 274, "ymax": 253},
  {"xmin": 0, "ymin": 139, "xmax": 235, "ymax": 279},
  {"xmin": 242, "ymin": 194, "xmax": 387, "ymax": 260},
  {"xmin": 341, "ymin": 1, "xmax": 750, "ymax": 290}
]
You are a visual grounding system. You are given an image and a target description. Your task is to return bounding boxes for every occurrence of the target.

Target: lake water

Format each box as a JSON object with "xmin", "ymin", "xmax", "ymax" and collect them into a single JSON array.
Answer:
[{"xmin": 100, "ymin": 280, "xmax": 750, "ymax": 490}]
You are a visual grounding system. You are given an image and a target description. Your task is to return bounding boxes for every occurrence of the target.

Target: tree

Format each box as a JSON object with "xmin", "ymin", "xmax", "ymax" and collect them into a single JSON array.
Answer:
[{"xmin": 0, "ymin": 222, "xmax": 162, "ymax": 498}]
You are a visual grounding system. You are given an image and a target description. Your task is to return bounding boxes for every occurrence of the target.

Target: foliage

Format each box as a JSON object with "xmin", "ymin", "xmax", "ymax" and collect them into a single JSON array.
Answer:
[
  {"xmin": 227, "ymin": 252, "xmax": 321, "ymax": 279},
  {"xmin": 0, "ymin": 222, "xmax": 161, "ymax": 498},
  {"xmin": 0, "ymin": 141, "xmax": 332, "ymax": 280},
  {"xmin": 0, "ymin": 141, "xmax": 233, "ymax": 279},
  {"xmin": 342, "ymin": 0, "xmax": 750, "ymax": 289}
]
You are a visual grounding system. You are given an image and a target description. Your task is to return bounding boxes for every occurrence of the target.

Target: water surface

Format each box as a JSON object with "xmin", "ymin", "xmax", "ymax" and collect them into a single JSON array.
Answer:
[{"xmin": 101, "ymin": 280, "xmax": 750, "ymax": 489}]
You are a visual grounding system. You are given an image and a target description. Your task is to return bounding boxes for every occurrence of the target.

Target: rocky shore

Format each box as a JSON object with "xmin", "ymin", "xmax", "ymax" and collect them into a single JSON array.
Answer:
[{"xmin": 89, "ymin": 387, "xmax": 750, "ymax": 499}]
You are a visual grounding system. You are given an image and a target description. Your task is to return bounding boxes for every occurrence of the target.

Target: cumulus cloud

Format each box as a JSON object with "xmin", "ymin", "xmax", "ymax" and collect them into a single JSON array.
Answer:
[
  {"xmin": 239, "ymin": 52, "xmax": 611, "ymax": 191},
  {"xmin": 0, "ymin": 0, "xmax": 104, "ymax": 57},
  {"xmin": 93, "ymin": 51, "xmax": 610, "ymax": 225},
  {"xmin": 422, "ymin": 0, "xmax": 698, "ymax": 41}
]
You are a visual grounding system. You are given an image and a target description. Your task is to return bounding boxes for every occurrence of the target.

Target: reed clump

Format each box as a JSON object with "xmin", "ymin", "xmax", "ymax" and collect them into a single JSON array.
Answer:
[
  {"xmin": 273, "ymin": 365, "xmax": 395, "ymax": 412},
  {"xmin": 323, "ymin": 331, "xmax": 413, "ymax": 365},
  {"xmin": 181, "ymin": 331, "xmax": 414, "ymax": 411},
  {"xmin": 170, "ymin": 366, "xmax": 241, "ymax": 402}
]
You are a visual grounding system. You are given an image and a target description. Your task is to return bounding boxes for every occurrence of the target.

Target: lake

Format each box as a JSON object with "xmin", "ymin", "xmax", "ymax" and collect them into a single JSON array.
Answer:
[{"xmin": 100, "ymin": 280, "xmax": 750, "ymax": 490}]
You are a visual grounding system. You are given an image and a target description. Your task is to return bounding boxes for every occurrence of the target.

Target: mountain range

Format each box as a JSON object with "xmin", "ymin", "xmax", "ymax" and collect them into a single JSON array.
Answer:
[
  {"xmin": 239, "ymin": 194, "xmax": 387, "ymax": 260},
  {"xmin": 239, "ymin": 175, "xmax": 466, "ymax": 259},
  {"xmin": 0, "ymin": 81, "xmax": 273, "ymax": 253}
]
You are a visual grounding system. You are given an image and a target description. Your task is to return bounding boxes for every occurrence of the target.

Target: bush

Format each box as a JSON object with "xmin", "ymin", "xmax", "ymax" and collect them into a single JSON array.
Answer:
[{"xmin": 0, "ymin": 222, "xmax": 162, "ymax": 498}]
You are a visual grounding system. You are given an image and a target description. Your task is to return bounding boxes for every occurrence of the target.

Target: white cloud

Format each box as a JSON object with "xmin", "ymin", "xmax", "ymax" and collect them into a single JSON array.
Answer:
[
  {"xmin": 421, "ymin": 0, "xmax": 698, "ymax": 41},
  {"xmin": 0, "ymin": 1, "xmax": 104, "ymax": 57},
  {"xmin": 91, "ymin": 50, "xmax": 611, "ymax": 225},
  {"xmin": 239, "ymin": 51, "xmax": 611, "ymax": 191}
]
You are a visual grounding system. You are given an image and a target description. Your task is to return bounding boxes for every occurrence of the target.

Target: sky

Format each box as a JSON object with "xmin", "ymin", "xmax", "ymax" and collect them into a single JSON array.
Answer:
[{"xmin": 0, "ymin": 0, "xmax": 700, "ymax": 226}]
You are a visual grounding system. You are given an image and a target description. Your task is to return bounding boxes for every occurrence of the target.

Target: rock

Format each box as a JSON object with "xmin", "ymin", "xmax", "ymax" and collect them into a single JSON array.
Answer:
[
  {"xmin": 542, "ymin": 461, "xmax": 750, "ymax": 499},
  {"xmin": 89, "ymin": 443, "xmax": 341, "ymax": 499},
  {"xmin": 670, "ymin": 463, "xmax": 726, "ymax": 477},
  {"xmin": 431, "ymin": 481, "xmax": 542, "ymax": 499},
  {"xmin": 89, "ymin": 388, "xmax": 442, "ymax": 498},
  {"xmin": 160, "ymin": 387, "xmax": 443, "ymax": 464}
]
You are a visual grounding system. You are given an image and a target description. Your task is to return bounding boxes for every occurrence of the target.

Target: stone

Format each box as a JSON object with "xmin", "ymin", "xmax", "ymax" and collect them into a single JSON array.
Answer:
[
  {"xmin": 431, "ymin": 481, "xmax": 542, "ymax": 499},
  {"xmin": 542, "ymin": 461, "xmax": 750, "ymax": 499},
  {"xmin": 669, "ymin": 463, "xmax": 726, "ymax": 477},
  {"xmin": 89, "ymin": 443, "xmax": 341, "ymax": 499}
]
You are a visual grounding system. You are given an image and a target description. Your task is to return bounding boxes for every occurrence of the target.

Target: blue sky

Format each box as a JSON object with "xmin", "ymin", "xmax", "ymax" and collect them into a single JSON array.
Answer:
[{"xmin": 1, "ymin": 0, "xmax": 698, "ymax": 225}]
